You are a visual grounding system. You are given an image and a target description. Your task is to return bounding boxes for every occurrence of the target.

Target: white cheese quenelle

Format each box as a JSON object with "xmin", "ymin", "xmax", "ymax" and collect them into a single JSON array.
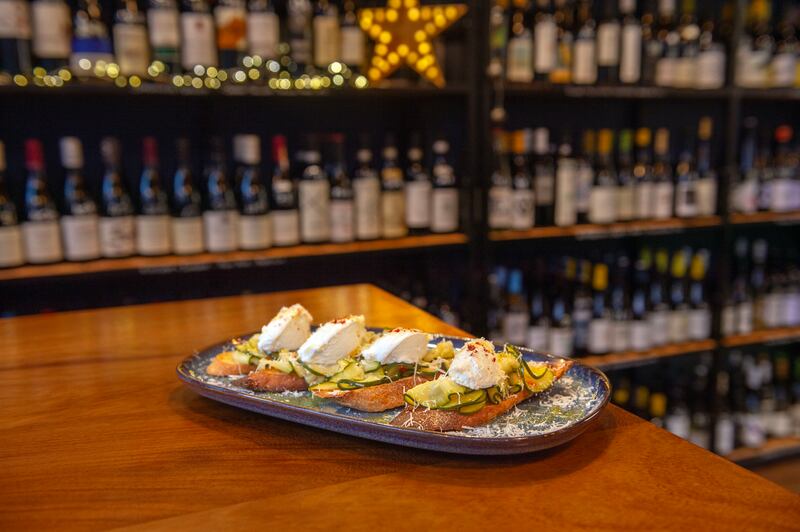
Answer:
[
  {"xmin": 298, "ymin": 315, "xmax": 366, "ymax": 366},
  {"xmin": 447, "ymin": 339, "xmax": 505, "ymax": 390},
  {"xmin": 257, "ymin": 304, "xmax": 313, "ymax": 354},
  {"xmin": 361, "ymin": 328, "xmax": 429, "ymax": 365}
]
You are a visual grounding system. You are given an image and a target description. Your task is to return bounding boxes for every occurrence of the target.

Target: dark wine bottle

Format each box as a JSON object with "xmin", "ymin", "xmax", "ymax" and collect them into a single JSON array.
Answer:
[
  {"xmin": 234, "ymin": 134, "xmax": 271, "ymax": 249},
  {"xmin": 0, "ymin": 141, "xmax": 24, "ymax": 267},
  {"xmin": 298, "ymin": 134, "xmax": 330, "ymax": 243},
  {"xmin": 71, "ymin": 0, "xmax": 114, "ymax": 75},
  {"xmin": 0, "ymin": 0, "xmax": 33, "ymax": 74},
  {"xmin": 532, "ymin": 127, "xmax": 555, "ymax": 226},
  {"xmin": 327, "ymin": 133, "xmax": 354, "ymax": 243},
  {"xmin": 270, "ymin": 135, "xmax": 300, "ymax": 247},
  {"xmin": 22, "ymin": 139, "xmax": 63, "ymax": 264},
  {"xmin": 202, "ymin": 137, "xmax": 238, "ymax": 252},
  {"xmin": 98, "ymin": 137, "xmax": 135, "ymax": 258},
  {"xmin": 430, "ymin": 137, "xmax": 459, "ymax": 233},
  {"xmin": 215, "ymin": 0, "xmax": 247, "ymax": 69},
  {"xmin": 352, "ymin": 138, "xmax": 380, "ymax": 240},
  {"xmin": 32, "ymin": 0, "xmax": 72, "ymax": 71},
  {"xmin": 136, "ymin": 137, "xmax": 171, "ymax": 256},
  {"xmin": 180, "ymin": 0, "xmax": 217, "ymax": 70},
  {"xmin": 60, "ymin": 137, "xmax": 100, "ymax": 262},
  {"xmin": 380, "ymin": 134, "xmax": 406, "ymax": 238},
  {"xmin": 171, "ymin": 138, "xmax": 204, "ymax": 255},
  {"xmin": 147, "ymin": 0, "xmax": 181, "ymax": 73},
  {"xmin": 405, "ymin": 132, "xmax": 432, "ymax": 235}
]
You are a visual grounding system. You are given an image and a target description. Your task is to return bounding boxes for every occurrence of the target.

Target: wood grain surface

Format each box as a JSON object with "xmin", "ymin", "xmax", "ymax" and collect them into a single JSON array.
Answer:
[{"xmin": 1, "ymin": 284, "xmax": 798, "ymax": 530}]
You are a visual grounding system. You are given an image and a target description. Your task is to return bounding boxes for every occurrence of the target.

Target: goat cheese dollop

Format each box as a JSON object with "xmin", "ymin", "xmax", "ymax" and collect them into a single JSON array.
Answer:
[
  {"xmin": 446, "ymin": 339, "xmax": 505, "ymax": 390},
  {"xmin": 257, "ymin": 304, "xmax": 313, "ymax": 353},
  {"xmin": 298, "ymin": 315, "xmax": 366, "ymax": 366},
  {"xmin": 361, "ymin": 328, "xmax": 429, "ymax": 365}
]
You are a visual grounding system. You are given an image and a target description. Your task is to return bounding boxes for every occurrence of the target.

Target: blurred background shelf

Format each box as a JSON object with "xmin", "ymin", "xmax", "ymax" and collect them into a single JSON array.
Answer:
[
  {"xmin": 489, "ymin": 217, "xmax": 721, "ymax": 242},
  {"xmin": 729, "ymin": 212, "xmax": 800, "ymax": 226},
  {"xmin": 722, "ymin": 327, "xmax": 800, "ymax": 349},
  {"xmin": 728, "ymin": 437, "xmax": 800, "ymax": 467},
  {"xmin": 581, "ymin": 340, "xmax": 718, "ymax": 371},
  {"xmin": 503, "ymin": 84, "xmax": 732, "ymax": 100}
]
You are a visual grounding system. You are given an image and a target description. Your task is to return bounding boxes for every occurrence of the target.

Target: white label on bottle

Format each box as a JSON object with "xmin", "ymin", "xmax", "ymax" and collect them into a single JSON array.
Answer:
[
  {"xmin": 238, "ymin": 213, "xmax": 270, "ymax": 250},
  {"xmin": 22, "ymin": 220, "xmax": 63, "ymax": 264},
  {"xmin": 675, "ymin": 181, "xmax": 698, "ymax": 218},
  {"xmin": 526, "ymin": 324, "xmax": 548, "ymax": 351},
  {"xmin": 136, "ymin": 214, "xmax": 171, "ymax": 256},
  {"xmin": 740, "ymin": 48, "xmax": 770, "ymax": 88},
  {"xmin": 653, "ymin": 182, "xmax": 674, "ymax": 219},
  {"xmin": 695, "ymin": 176, "xmax": 717, "ymax": 216},
  {"xmin": 770, "ymin": 178, "xmax": 793, "ymax": 212},
  {"xmin": 696, "ymin": 48, "xmax": 725, "ymax": 89},
  {"xmin": 181, "ymin": 12, "xmax": 217, "ymax": 69},
  {"xmin": 674, "ymin": 56, "xmax": 696, "ymax": 88},
  {"xmin": 770, "ymin": 412, "xmax": 793, "ymax": 438},
  {"xmin": 668, "ymin": 309, "xmax": 688, "ymax": 343},
  {"xmin": 99, "ymin": 216, "xmax": 134, "ymax": 258},
  {"xmin": 271, "ymin": 209, "xmax": 300, "ymax": 247},
  {"xmin": 655, "ymin": 57, "xmax": 676, "ymax": 87},
  {"xmin": 215, "ymin": 5, "xmax": 246, "ymax": 51},
  {"xmin": 32, "ymin": 1, "xmax": 71, "ymax": 58},
  {"xmin": 381, "ymin": 190, "xmax": 406, "ymax": 238},
  {"xmin": 610, "ymin": 320, "xmax": 629, "ymax": 352},
  {"xmin": 687, "ymin": 308, "xmax": 711, "ymax": 340},
  {"xmin": 576, "ymin": 164, "xmax": 593, "ymax": 212},
  {"xmin": 588, "ymin": 317, "xmax": 611, "ymax": 354},
  {"xmin": 785, "ymin": 293, "xmax": 800, "ymax": 327},
  {"xmin": 596, "ymin": 21, "xmax": 620, "ymax": 66},
  {"xmin": 248, "ymin": 11, "xmax": 279, "ymax": 58},
  {"xmin": 619, "ymin": 23, "xmax": 642, "ymax": 83},
  {"xmin": 772, "ymin": 52, "xmax": 796, "ymax": 88},
  {"xmin": 203, "ymin": 210, "xmax": 238, "ymax": 252},
  {"xmin": 313, "ymin": 14, "xmax": 340, "ymax": 66},
  {"xmin": 763, "ymin": 293, "xmax": 782, "ymax": 328},
  {"xmin": 534, "ymin": 173, "xmax": 554, "ymax": 206},
  {"xmin": 534, "ymin": 18, "xmax": 556, "ymax": 74},
  {"xmin": 0, "ymin": 0, "xmax": 31, "ymax": 39},
  {"xmin": 616, "ymin": 185, "xmax": 635, "ymax": 221},
  {"xmin": 588, "ymin": 185, "xmax": 616, "ymax": 224},
  {"xmin": 506, "ymin": 36, "xmax": 533, "ymax": 82},
  {"xmin": 548, "ymin": 327, "xmax": 573, "ymax": 357},
  {"xmin": 341, "ymin": 25, "xmax": 364, "ymax": 66},
  {"xmin": 665, "ymin": 412, "xmax": 691, "ymax": 440},
  {"xmin": 714, "ymin": 417, "xmax": 735, "ymax": 455},
  {"xmin": 61, "ymin": 215, "xmax": 100, "ymax": 261},
  {"xmin": 648, "ymin": 309, "xmax": 670, "ymax": 346},
  {"xmin": 511, "ymin": 189, "xmax": 535, "ymax": 229},
  {"xmin": 148, "ymin": 8, "xmax": 179, "ymax": 48},
  {"xmin": 634, "ymin": 181, "xmax": 653, "ymax": 219},
  {"xmin": 353, "ymin": 177, "xmax": 380, "ymax": 240},
  {"xmin": 488, "ymin": 185, "xmax": 513, "ymax": 229},
  {"xmin": 503, "ymin": 311, "xmax": 528, "ymax": 345},
  {"xmin": 405, "ymin": 181, "xmax": 432, "ymax": 229},
  {"xmin": 722, "ymin": 304, "xmax": 736, "ymax": 336},
  {"xmin": 330, "ymin": 200, "xmax": 354, "ymax": 243},
  {"xmin": 113, "ymin": 23, "xmax": 150, "ymax": 76},
  {"xmin": 630, "ymin": 321, "xmax": 651, "ymax": 351},
  {"xmin": 431, "ymin": 188, "xmax": 458, "ymax": 233},
  {"xmin": 741, "ymin": 413, "xmax": 766, "ymax": 448},
  {"xmin": 0, "ymin": 225, "xmax": 24, "ymax": 267},
  {"xmin": 572, "ymin": 39, "xmax": 597, "ymax": 84},
  {"xmin": 171, "ymin": 216, "xmax": 204, "ymax": 254},
  {"xmin": 736, "ymin": 301, "xmax": 753, "ymax": 334},
  {"xmin": 299, "ymin": 180, "xmax": 331, "ymax": 243},
  {"xmin": 555, "ymin": 160, "xmax": 576, "ymax": 227}
]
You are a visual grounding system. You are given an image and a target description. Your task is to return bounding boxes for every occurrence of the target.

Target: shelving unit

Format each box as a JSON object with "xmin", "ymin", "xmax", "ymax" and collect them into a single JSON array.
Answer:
[
  {"xmin": 722, "ymin": 327, "xmax": 800, "ymax": 349},
  {"xmin": 729, "ymin": 211, "xmax": 800, "ymax": 226},
  {"xmin": 582, "ymin": 340, "xmax": 717, "ymax": 371}
]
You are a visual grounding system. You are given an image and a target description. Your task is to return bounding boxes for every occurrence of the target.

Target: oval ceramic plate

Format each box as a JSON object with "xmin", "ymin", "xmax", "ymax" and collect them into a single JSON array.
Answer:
[{"xmin": 177, "ymin": 329, "xmax": 611, "ymax": 455}]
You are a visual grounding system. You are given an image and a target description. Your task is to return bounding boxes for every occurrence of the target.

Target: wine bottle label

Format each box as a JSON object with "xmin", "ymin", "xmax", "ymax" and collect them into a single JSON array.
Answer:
[
  {"xmin": 238, "ymin": 213, "xmax": 271, "ymax": 250},
  {"xmin": 648, "ymin": 309, "xmax": 670, "ymax": 346},
  {"xmin": 769, "ymin": 412, "xmax": 794, "ymax": 438},
  {"xmin": 769, "ymin": 178, "xmax": 793, "ymax": 212},
  {"xmin": 313, "ymin": 14, "xmax": 340, "ymax": 66},
  {"xmin": 733, "ymin": 179, "xmax": 758, "ymax": 214},
  {"xmin": 587, "ymin": 317, "xmax": 611, "ymax": 354},
  {"xmin": 665, "ymin": 412, "xmax": 691, "ymax": 440},
  {"xmin": 526, "ymin": 324, "xmax": 548, "ymax": 351},
  {"xmin": 588, "ymin": 185, "xmax": 616, "ymax": 224},
  {"xmin": 22, "ymin": 220, "xmax": 63, "ymax": 264},
  {"xmin": 634, "ymin": 182, "xmax": 653, "ymax": 219},
  {"xmin": 694, "ymin": 176, "xmax": 716, "ymax": 216},
  {"xmin": 181, "ymin": 12, "xmax": 217, "ymax": 69},
  {"xmin": 502, "ymin": 311, "xmax": 528, "ymax": 345},
  {"xmin": 99, "ymin": 216, "xmax": 135, "ymax": 258},
  {"xmin": 629, "ymin": 321, "xmax": 651, "ymax": 351},
  {"xmin": 511, "ymin": 189, "xmax": 535, "ymax": 229},
  {"xmin": 713, "ymin": 417, "xmax": 735, "ymax": 456},
  {"xmin": 674, "ymin": 181, "xmax": 698, "ymax": 218},
  {"xmin": 32, "ymin": 1, "xmax": 71, "ymax": 58},
  {"xmin": 534, "ymin": 173, "xmax": 554, "ymax": 206},
  {"xmin": 736, "ymin": 301, "xmax": 753, "ymax": 334},
  {"xmin": 668, "ymin": 309, "xmax": 688, "ymax": 343},
  {"xmin": 171, "ymin": 216, "xmax": 204, "ymax": 254},
  {"xmin": 762, "ymin": 293, "xmax": 783, "ymax": 329},
  {"xmin": 596, "ymin": 21, "xmax": 620, "ymax": 66},
  {"xmin": 431, "ymin": 188, "xmax": 458, "ymax": 233},
  {"xmin": 381, "ymin": 190, "xmax": 407, "ymax": 238},
  {"xmin": 330, "ymin": 199, "xmax": 354, "ymax": 243},
  {"xmin": 299, "ymin": 180, "xmax": 331, "ymax": 243},
  {"xmin": 548, "ymin": 327, "xmax": 573, "ymax": 357},
  {"xmin": 740, "ymin": 413, "xmax": 766, "ymax": 448},
  {"xmin": 534, "ymin": 18, "xmax": 557, "ymax": 74},
  {"xmin": 341, "ymin": 25, "xmax": 364, "ymax": 66},
  {"xmin": 0, "ymin": 0, "xmax": 31, "ymax": 39},
  {"xmin": 135, "ymin": 214, "xmax": 171, "ymax": 256},
  {"xmin": 215, "ymin": 5, "xmax": 246, "ymax": 51},
  {"xmin": 696, "ymin": 48, "xmax": 726, "ymax": 89},
  {"xmin": 270, "ymin": 209, "xmax": 299, "ymax": 247},
  {"xmin": 575, "ymin": 164, "xmax": 593, "ymax": 213},
  {"xmin": 404, "ymin": 181, "xmax": 432, "ymax": 229},
  {"xmin": 674, "ymin": 56, "xmax": 696, "ymax": 88},
  {"xmin": 203, "ymin": 210, "xmax": 238, "ymax": 252},
  {"xmin": 0, "ymin": 225, "xmax": 24, "ymax": 267},
  {"xmin": 248, "ymin": 11, "xmax": 279, "ymax": 59},
  {"xmin": 61, "ymin": 215, "xmax": 100, "ymax": 261},
  {"xmin": 506, "ymin": 36, "xmax": 534, "ymax": 82},
  {"xmin": 619, "ymin": 23, "xmax": 642, "ymax": 83},
  {"xmin": 615, "ymin": 185, "xmax": 635, "ymax": 221},
  {"xmin": 655, "ymin": 57, "xmax": 676, "ymax": 87},
  {"xmin": 610, "ymin": 320, "xmax": 629, "ymax": 352},
  {"xmin": 554, "ymin": 160, "xmax": 577, "ymax": 227},
  {"xmin": 772, "ymin": 52, "xmax": 796, "ymax": 88},
  {"xmin": 721, "ymin": 304, "xmax": 736, "ymax": 336},
  {"xmin": 740, "ymin": 48, "xmax": 771, "ymax": 88},
  {"xmin": 785, "ymin": 292, "xmax": 800, "ymax": 327},
  {"xmin": 572, "ymin": 39, "xmax": 597, "ymax": 84},
  {"xmin": 113, "ymin": 23, "xmax": 150, "ymax": 76},
  {"xmin": 353, "ymin": 177, "xmax": 380, "ymax": 240},
  {"xmin": 687, "ymin": 308, "xmax": 711, "ymax": 340},
  {"xmin": 148, "ymin": 8, "xmax": 179, "ymax": 48},
  {"xmin": 653, "ymin": 182, "xmax": 674, "ymax": 219},
  {"xmin": 488, "ymin": 185, "xmax": 513, "ymax": 229}
]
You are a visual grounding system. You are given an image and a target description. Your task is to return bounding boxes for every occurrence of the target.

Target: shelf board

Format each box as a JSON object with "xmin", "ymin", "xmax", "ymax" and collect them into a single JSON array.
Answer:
[
  {"xmin": 0, "ymin": 233, "xmax": 467, "ymax": 283},
  {"xmin": 503, "ymin": 83, "xmax": 731, "ymax": 99},
  {"xmin": 489, "ymin": 216, "xmax": 721, "ymax": 242},
  {"xmin": 735, "ymin": 87, "xmax": 800, "ymax": 100},
  {"xmin": 727, "ymin": 437, "xmax": 800, "ymax": 467},
  {"xmin": 580, "ymin": 339, "xmax": 717, "ymax": 371},
  {"xmin": 729, "ymin": 211, "xmax": 800, "ymax": 226},
  {"xmin": 721, "ymin": 327, "xmax": 800, "ymax": 348}
]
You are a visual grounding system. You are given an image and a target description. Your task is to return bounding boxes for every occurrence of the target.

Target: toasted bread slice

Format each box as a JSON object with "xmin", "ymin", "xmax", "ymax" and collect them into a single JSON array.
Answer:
[
  {"xmin": 311, "ymin": 375, "xmax": 431, "ymax": 412},
  {"xmin": 206, "ymin": 352, "xmax": 257, "ymax": 376},
  {"xmin": 390, "ymin": 359, "xmax": 573, "ymax": 432},
  {"xmin": 234, "ymin": 369, "xmax": 308, "ymax": 392}
]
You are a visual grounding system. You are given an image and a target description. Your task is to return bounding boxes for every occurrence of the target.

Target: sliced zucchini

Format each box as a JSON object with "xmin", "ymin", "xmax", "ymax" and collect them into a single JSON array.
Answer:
[
  {"xmin": 403, "ymin": 377, "xmax": 467, "ymax": 408},
  {"xmin": 383, "ymin": 363, "xmax": 415, "ymax": 380},
  {"xmin": 299, "ymin": 359, "xmax": 349, "ymax": 377},
  {"xmin": 264, "ymin": 357, "xmax": 294, "ymax": 374},
  {"xmin": 486, "ymin": 385, "xmax": 504, "ymax": 405},
  {"xmin": 231, "ymin": 351, "xmax": 260, "ymax": 366},
  {"xmin": 360, "ymin": 359, "xmax": 382, "ymax": 372},
  {"xmin": 423, "ymin": 340, "xmax": 455, "ymax": 362},
  {"xmin": 521, "ymin": 361, "xmax": 556, "ymax": 393},
  {"xmin": 308, "ymin": 381, "xmax": 340, "ymax": 392},
  {"xmin": 328, "ymin": 361, "xmax": 366, "ymax": 383},
  {"xmin": 458, "ymin": 401, "xmax": 487, "ymax": 415},
  {"xmin": 438, "ymin": 389, "xmax": 488, "ymax": 410}
]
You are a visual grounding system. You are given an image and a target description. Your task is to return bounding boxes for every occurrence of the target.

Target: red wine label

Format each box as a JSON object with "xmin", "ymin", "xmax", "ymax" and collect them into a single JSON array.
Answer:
[
  {"xmin": 181, "ymin": 12, "xmax": 216, "ymax": 69},
  {"xmin": 113, "ymin": 23, "xmax": 150, "ymax": 76},
  {"xmin": 511, "ymin": 189, "xmax": 535, "ymax": 229}
]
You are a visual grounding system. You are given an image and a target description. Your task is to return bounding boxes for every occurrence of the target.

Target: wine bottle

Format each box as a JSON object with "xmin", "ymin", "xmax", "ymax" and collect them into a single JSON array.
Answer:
[
  {"xmin": 269, "ymin": 135, "xmax": 300, "ymax": 247},
  {"xmin": 687, "ymin": 249, "xmax": 711, "ymax": 340},
  {"xmin": 588, "ymin": 128, "xmax": 617, "ymax": 224},
  {"xmin": 430, "ymin": 138, "xmax": 459, "ymax": 233},
  {"xmin": 572, "ymin": 0, "xmax": 597, "ymax": 84},
  {"xmin": 616, "ymin": 128, "xmax": 636, "ymax": 222},
  {"xmin": 60, "ymin": 137, "xmax": 100, "ymax": 262},
  {"xmin": 641, "ymin": 0, "xmax": 660, "ymax": 85},
  {"xmin": 633, "ymin": 127, "xmax": 654, "ymax": 220},
  {"xmin": 554, "ymin": 132, "xmax": 577, "ymax": 227},
  {"xmin": 751, "ymin": 238, "xmax": 768, "ymax": 330},
  {"xmin": 526, "ymin": 260, "xmax": 550, "ymax": 350},
  {"xmin": 31, "ymin": 0, "xmax": 72, "ymax": 71},
  {"xmin": 665, "ymin": 388, "xmax": 691, "ymax": 439},
  {"xmin": 549, "ymin": 0, "xmax": 573, "ymax": 83},
  {"xmin": 147, "ymin": 0, "xmax": 180, "ymax": 73},
  {"xmin": 674, "ymin": 129, "xmax": 699, "ymax": 218},
  {"xmin": 70, "ymin": 0, "xmax": 114, "ymax": 74},
  {"xmin": 733, "ymin": 238, "xmax": 754, "ymax": 334},
  {"xmin": 610, "ymin": 254, "xmax": 631, "ymax": 353},
  {"xmin": 136, "ymin": 137, "xmax": 171, "ymax": 256},
  {"xmin": 630, "ymin": 256, "xmax": 652, "ymax": 351},
  {"xmin": 548, "ymin": 258, "xmax": 574, "ymax": 356},
  {"xmin": 506, "ymin": 2, "xmax": 534, "ymax": 82},
  {"xmin": 713, "ymin": 369, "xmax": 736, "ymax": 455},
  {"xmin": 619, "ymin": 0, "xmax": 643, "ymax": 84},
  {"xmin": 654, "ymin": 0, "xmax": 679, "ymax": 87},
  {"xmin": 503, "ymin": 269, "xmax": 529, "ymax": 345},
  {"xmin": 769, "ymin": 125, "xmax": 793, "ymax": 213},
  {"xmin": 587, "ymin": 261, "xmax": 612, "ymax": 354},
  {"xmin": 327, "ymin": 133, "xmax": 354, "ymax": 243},
  {"xmin": 203, "ymin": 137, "xmax": 239, "ymax": 252},
  {"xmin": 98, "ymin": 137, "xmax": 135, "ymax": 258},
  {"xmin": 596, "ymin": 0, "xmax": 621, "ymax": 84},
  {"xmin": 649, "ymin": 248, "xmax": 671, "ymax": 346},
  {"xmin": 771, "ymin": 16, "xmax": 797, "ymax": 89},
  {"xmin": 0, "ymin": 141, "xmax": 24, "ymax": 267},
  {"xmin": 113, "ymin": 0, "xmax": 150, "ymax": 76},
  {"xmin": 340, "ymin": 1, "xmax": 363, "ymax": 71},
  {"xmin": 695, "ymin": 116, "xmax": 717, "ymax": 216},
  {"xmin": 171, "ymin": 138, "xmax": 204, "ymax": 255},
  {"xmin": 511, "ymin": 129, "xmax": 535, "ymax": 229},
  {"xmin": 22, "ymin": 139, "xmax": 63, "ymax": 264},
  {"xmin": 575, "ymin": 129, "xmax": 594, "ymax": 224},
  {"xmin": 380, "ymin": 134, "xmax": 406, "ymax": 238},
  {"xmin": 405, "ymin": 133, "xmax": 432, "ymax": 234},
  {"xmin": 533, "ymin": 0, "xmax": 557, "ymax": 81},
  {"xmin": 247, "ymin": 0, "xmax": 279, "ymax": 60},
  {"xmin": 234, "ymin": 134, "xmax": 271, "ymax": 249},
  {"xmin": 668, "ymin": 248, "xmax": 689, "ymax": 343},
  {"xmin": 353, "ymin": 140, "xmax": 380, "ymax": 240},
  {"xmin": 181, "ymin": 0, "xmax": 217, "ymax": 70},
  {"xmin": 488, "ymin": 129, "xmax": 513, "ymax": 230},
  {"xmin": 287, "ymin": 0, "xmax": 312, "ymax": 71},
  {"xmin": 298, "ymin": 134, "xmax": 330, "ymax": 243},
  {"xmin": 313, "ymin": 0, "xmax": 340, "ymax": 68},
  {"xmin": 674, "ymin": 0, "xmax": 699, "ymax": 88},
  {"xmin": 572, "ymin": 259, "xmax": 593, "ymax": 356},
  {"xmin": 215, "ymin": 0, "xmax": 246, "ymax": 69},
  {"xmin": 0, "ymin": 0, "xmax": 32, "ymax": 74},
  {"xmin": 651, "ymin": 127, "xmax": 674, "ymax": 219},
  {"xmin": 695, "ymin": 4, "xmax": 725, "ymax": 89},
  {"xmin": 733, "ymin": 117, "xmax": 758, "ymax": 214},
  {"xmin": 532, "ymin": 127, "xmax": 555, "ymax": 226}
]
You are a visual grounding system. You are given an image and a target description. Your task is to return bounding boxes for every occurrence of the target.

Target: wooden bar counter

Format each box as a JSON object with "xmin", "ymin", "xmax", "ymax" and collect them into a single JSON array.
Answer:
[{"xmin": 1, "ymin": 284, "xmax": 798, "ymax": 530}]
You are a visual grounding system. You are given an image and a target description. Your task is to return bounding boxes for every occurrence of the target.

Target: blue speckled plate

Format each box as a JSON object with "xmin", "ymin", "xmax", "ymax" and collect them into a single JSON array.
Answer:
[{"xmin": 177, "ymin": 329, "xmax": 611, "ymax": 455}]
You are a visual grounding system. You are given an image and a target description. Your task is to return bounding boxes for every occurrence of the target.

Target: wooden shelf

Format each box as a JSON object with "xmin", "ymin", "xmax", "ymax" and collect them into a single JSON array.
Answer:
[
  {"xmin": 735, "ymin": 87, "xmax": 800, "ymax": 100},
  {"xmin": 729, "ymin": 211, "xmax": 800, "ymax": 226},
  {"xmin": 504, "ymin": 83, "xmax": 731, "ymax": 99},
  {"xmin": 0, "ymin": 233, "xmax": 467, "ymax": 283},
  {"xmin": 727, "ymin": 437, "xmax": 800, "ymax": 466},
  {"xmin": 721, "ymin": 327, "xmax": 800, "ymax": 348},
  {"xmin": 580, "ymin": 339, "xmax": 717, "ymax": 371},
  {"xmin": 490, "ymin": 216, "xmax": 721, "ymax": 242}
]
